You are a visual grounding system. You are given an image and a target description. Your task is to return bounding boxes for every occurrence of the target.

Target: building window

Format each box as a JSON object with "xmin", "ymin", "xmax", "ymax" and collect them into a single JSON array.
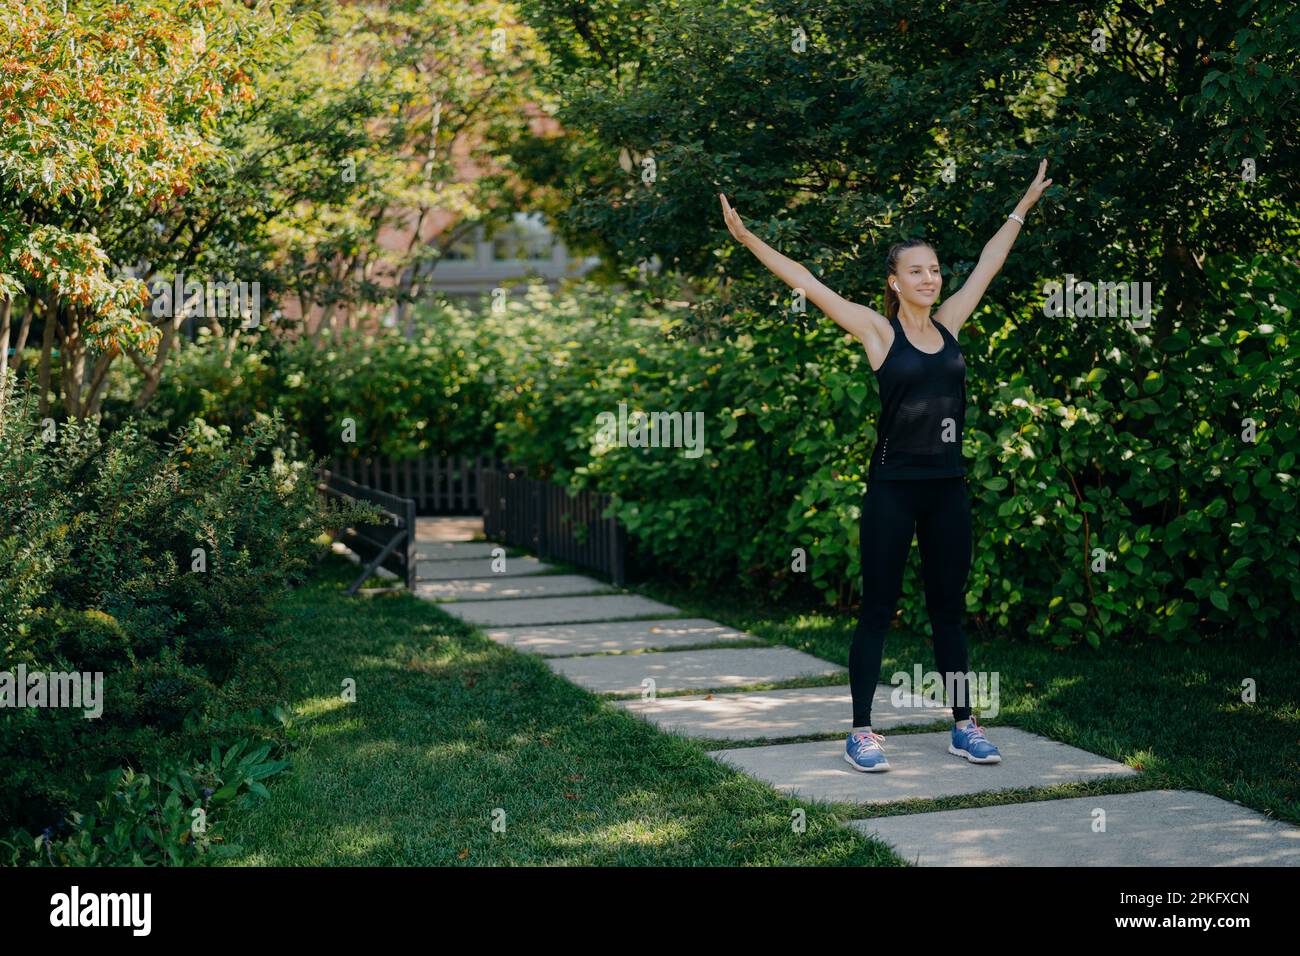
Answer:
[{"xmin": 489, "ymin": 212, "xmax": 553, "ymax": 261}]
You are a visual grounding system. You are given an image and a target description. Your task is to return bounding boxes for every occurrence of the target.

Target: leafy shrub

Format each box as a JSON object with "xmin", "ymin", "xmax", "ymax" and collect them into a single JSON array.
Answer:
[
  {"xmin": 0, "ymin": 737, "xmax": 291, "ymax": 866},
  {"xmin": 0, "ymin": 375, "xmax": 381, "ymax": 836},
  {"xmin": 125, "ymin": 313, "xmax": 499, "ymax": 461},
  {"xmin": 455, "ymin": 265, "xmax": 1299, "ymax": 648},
  {"xmin": 105, "ymin": 254, "xmax": 1300, "ymax": 649}
]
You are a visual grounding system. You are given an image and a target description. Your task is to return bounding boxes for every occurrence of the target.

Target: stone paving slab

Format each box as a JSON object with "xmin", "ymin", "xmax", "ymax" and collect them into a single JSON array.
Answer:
[
  {"xmin": 435, "ymin": 594, "xmax": 682, "ymax": 627},
  {"xmin": 414, "ymin": 516, "xmax": 483, "ymax": 542},
  {"xmin": 415, "ymin": 542, "xmax": 501, "ymax": 561},
  {"xmin": 547, "ymin": 647, "xmax": 846, "ymax": 696},
  {"xmin": 416, "ymin": 556, "xmax": 552, "ymax": 580},
  {"xmin": 482, "ymin": 618, "xmax": 752, "ymax": 656},
  {"xmin": 414, "ymin": 574, "xmax": 617, "ymax": 602},
  {"xmin": 706, "ymin": 726, "xmax": 1138, "ymax": 806},
  {"xmin": 612, "ymin": 684, "xmax": 950, "ymax": 740},
  {"xmin": 847, "ymin": 790, "xmax": 1300, "ymax": 866}
]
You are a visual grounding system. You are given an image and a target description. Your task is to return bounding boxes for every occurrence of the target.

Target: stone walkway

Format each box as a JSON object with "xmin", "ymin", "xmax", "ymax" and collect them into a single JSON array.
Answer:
[{"xmin": 407, "ymin": 515, "xmax": 1300, "ymax": 866}]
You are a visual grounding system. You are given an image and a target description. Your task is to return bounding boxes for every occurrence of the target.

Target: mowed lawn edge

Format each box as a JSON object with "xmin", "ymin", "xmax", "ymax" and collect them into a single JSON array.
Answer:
[{"xmin": 219, "ymin": 554, "xmax": 901, "ymax": 866}]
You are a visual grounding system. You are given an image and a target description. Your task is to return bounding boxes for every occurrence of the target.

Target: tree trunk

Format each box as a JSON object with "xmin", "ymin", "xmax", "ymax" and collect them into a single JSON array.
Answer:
[
  {"xmin": 83, "ymin": 348, "xmax": 116, "ymax": 419},
  {"xmin": 10, "ymin": 298, "xmax": 34, "ymax": 374},
  {"xmin": 59, "ymin": 306, "xmax": 85, "ymax": 418},
  {"xmin": 396, "ymin": 262, "xmax": 417, "ymax": 340},
  {"xmin": 224, "ymin": 326, "xmax": 241, "ymax": 367},
  {"xmin": 133, "ymin": 315, "xmax": 180, "ymax": 409},
  {"xmin": 1159, "ymin": 226, "xmax": 1207, "ymax": 334},
  {"xmin": 0, "ymin": 297, "xmax": 10, "ymax": 383},
  {"xmin": 317, "ymin": 298, "xmax": 339, "ymax": 345},
  {"xmin": 38, "ymin": 299, "xmax": 57, "ymax": 418}
]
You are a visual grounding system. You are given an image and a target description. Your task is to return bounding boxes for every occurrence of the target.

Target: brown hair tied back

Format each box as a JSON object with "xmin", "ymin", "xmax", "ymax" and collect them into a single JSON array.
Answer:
[{"xmin": 884, "ymin": 238, "xmax": 935, "ymax": 320}]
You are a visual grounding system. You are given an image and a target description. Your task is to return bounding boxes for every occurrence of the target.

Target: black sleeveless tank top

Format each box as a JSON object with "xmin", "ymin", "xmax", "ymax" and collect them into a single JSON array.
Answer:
[{"xmin": 867, "ymin": 314, "xmax": 968, "ymax": 480}]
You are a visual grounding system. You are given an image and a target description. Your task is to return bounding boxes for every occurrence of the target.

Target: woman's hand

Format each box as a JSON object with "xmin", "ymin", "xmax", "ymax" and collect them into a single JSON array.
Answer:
[
  {"xmin": 719, "ymin": 193, "xmax": 754, "ymax": 245},
  {"xmin": 1019, "ymin": 159, "xmax": 1053, "ymax": 208}
]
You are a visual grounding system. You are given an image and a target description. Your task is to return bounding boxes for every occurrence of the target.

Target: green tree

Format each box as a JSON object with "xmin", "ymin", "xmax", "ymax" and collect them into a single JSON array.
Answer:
[
  {"xmin": 0, "ymin": 0, "xmax": 289, "ymax": 417},
  {"xmin": 4, "ymin": 0, "xmax": 554, "ymax": 418},
  {"xmin": 510, "ymin": 0, "xmax": 1299, "ymax": 338}
]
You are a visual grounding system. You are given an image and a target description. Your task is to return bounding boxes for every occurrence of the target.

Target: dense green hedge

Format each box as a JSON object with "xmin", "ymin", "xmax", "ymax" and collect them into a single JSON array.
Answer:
[
  {"xmin": 113, "ymin": 315, "xmax": 500, "ymax": 461},
  {"xmin": 489, "ymin": 261, "xmax": 1298, "ymax": 648},
  {"xmin": 124, "ymin": 254, "xmax": 1299, "ymax": 647},
  {"xmin": 0, "ymin": 376, "xmax": 378, "ymax": 858}
]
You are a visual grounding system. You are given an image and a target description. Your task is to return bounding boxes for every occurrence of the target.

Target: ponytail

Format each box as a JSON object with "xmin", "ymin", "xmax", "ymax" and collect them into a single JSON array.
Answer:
[{"xmin": 884, "ymin": 278, "xmax": 899, "ymax": 320}]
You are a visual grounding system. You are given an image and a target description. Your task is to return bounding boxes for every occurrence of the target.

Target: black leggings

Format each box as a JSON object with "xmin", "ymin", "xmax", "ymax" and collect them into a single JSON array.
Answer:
[{"xmin": 850, "ymin": 476, "xmax": 973, "ymax": 727}]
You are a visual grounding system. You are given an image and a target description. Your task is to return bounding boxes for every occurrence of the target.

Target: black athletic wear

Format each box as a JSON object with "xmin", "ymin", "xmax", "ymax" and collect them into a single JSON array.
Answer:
[
  {"xmin": 867, "ymin": 315, "xmax": 968, "ymax": 480},
  {"xmin": 850, "ymin": 313, "xmax": 974, "ymax": 727},
  {"xmin": 849, "ymin": 476, "xmax": 973, "ymax": 727}
]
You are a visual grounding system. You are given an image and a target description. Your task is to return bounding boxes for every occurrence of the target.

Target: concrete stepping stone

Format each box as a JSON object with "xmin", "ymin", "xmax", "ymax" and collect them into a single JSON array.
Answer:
[
  {"xmin": 613, "ymin": 684, "xmax": 950, "ymax": 740},
  {"xmin": 417, "ymin": 556, "xmax": 553, "ymax": 580},
  {"xmin": 847, "ymin": 790, "xmax": 1300, "ymax": 866},
  {"xmin": 414, "ymin": 516, "xmax": 483, "ymax": 542},
  {"xmin": 482, "ymin": 618, "xmax": 752, "ymax": 656},
  {"xmin": 547, "ymin": 647, "xmax": 846, "ymax": 696},
  {"xmin": 436, "ymin": 594, "xmax": 681, "ymax": 627},
  {"xmin": 414, "ymin": 574, "xmax": 617, "ymax": 602},
  {"xmin": 706, "ymin": 726, "xmax": 1137, "ymax": 806},
  {"xmin": 416, "ymin": 542, "xmax": 501, "ymax": 561}
]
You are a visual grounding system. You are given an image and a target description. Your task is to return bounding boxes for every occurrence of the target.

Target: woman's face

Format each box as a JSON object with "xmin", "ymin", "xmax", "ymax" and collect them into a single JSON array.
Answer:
[{"xmin": 890, "ymin": 246, "xmax": 942, "ymax": 308}]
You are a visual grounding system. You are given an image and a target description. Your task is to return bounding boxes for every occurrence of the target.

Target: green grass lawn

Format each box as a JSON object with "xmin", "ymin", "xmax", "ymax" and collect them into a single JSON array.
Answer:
[
  {"xmin": 222, "ymin": 550, "xmax": 1300, "ymax": 865},
  {"xmin": 220, "ymin": 553, "xmax": 895, "ymax": 865}
]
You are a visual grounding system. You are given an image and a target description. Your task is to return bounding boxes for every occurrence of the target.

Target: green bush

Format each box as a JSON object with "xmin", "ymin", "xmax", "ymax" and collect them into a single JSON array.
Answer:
[
  {"xmin": 112, "ymin": 254, "xmax": 1299, "ymax": 648},
  {"xmin": 0, "ymin": 736, "xmax": 291, "ymax": 866},
  {"xmin": 0, "ymin": 375, "xmax": 380, "ymax": 838},
  {"xmin": 124, "ymin": 314, "xmax": 500, "ymax": 462},
  {"xmin": 454, "ymin": 263, "xmax": 1299, "ymax": 648}
]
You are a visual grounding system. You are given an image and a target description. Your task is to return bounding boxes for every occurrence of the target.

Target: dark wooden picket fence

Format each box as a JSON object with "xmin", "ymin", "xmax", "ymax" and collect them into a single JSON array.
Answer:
[
  {"xmin": 316, "ymin": 469, "xmax": 417, "ymax": 593},
  {"xmin": 327, "ymin": 454, "xmax": 499, "ymax": 514},
  {"xmin": 480, "ymin": 464, "xmax": 628, "ymax": 586},
  {"xmin": 320, "ymin": 453, "xmax": 630, "ymax": 587}
]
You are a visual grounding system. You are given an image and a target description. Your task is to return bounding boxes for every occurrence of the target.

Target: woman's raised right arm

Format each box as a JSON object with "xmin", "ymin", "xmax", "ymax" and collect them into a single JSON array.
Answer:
[{"xmin": 719, "ymin": 193, "xmax": 888, "ymax": 349}]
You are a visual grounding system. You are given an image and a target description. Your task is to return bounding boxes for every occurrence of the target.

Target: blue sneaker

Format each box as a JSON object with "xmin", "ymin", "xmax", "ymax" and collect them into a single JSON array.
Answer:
[
  {"xmin": 844, "ymin": 730, "xmax": 890, "ymax": 772},
  {"xmin": 949, "ymin": 715, "xmax": 1001, "ymax": 764}
]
